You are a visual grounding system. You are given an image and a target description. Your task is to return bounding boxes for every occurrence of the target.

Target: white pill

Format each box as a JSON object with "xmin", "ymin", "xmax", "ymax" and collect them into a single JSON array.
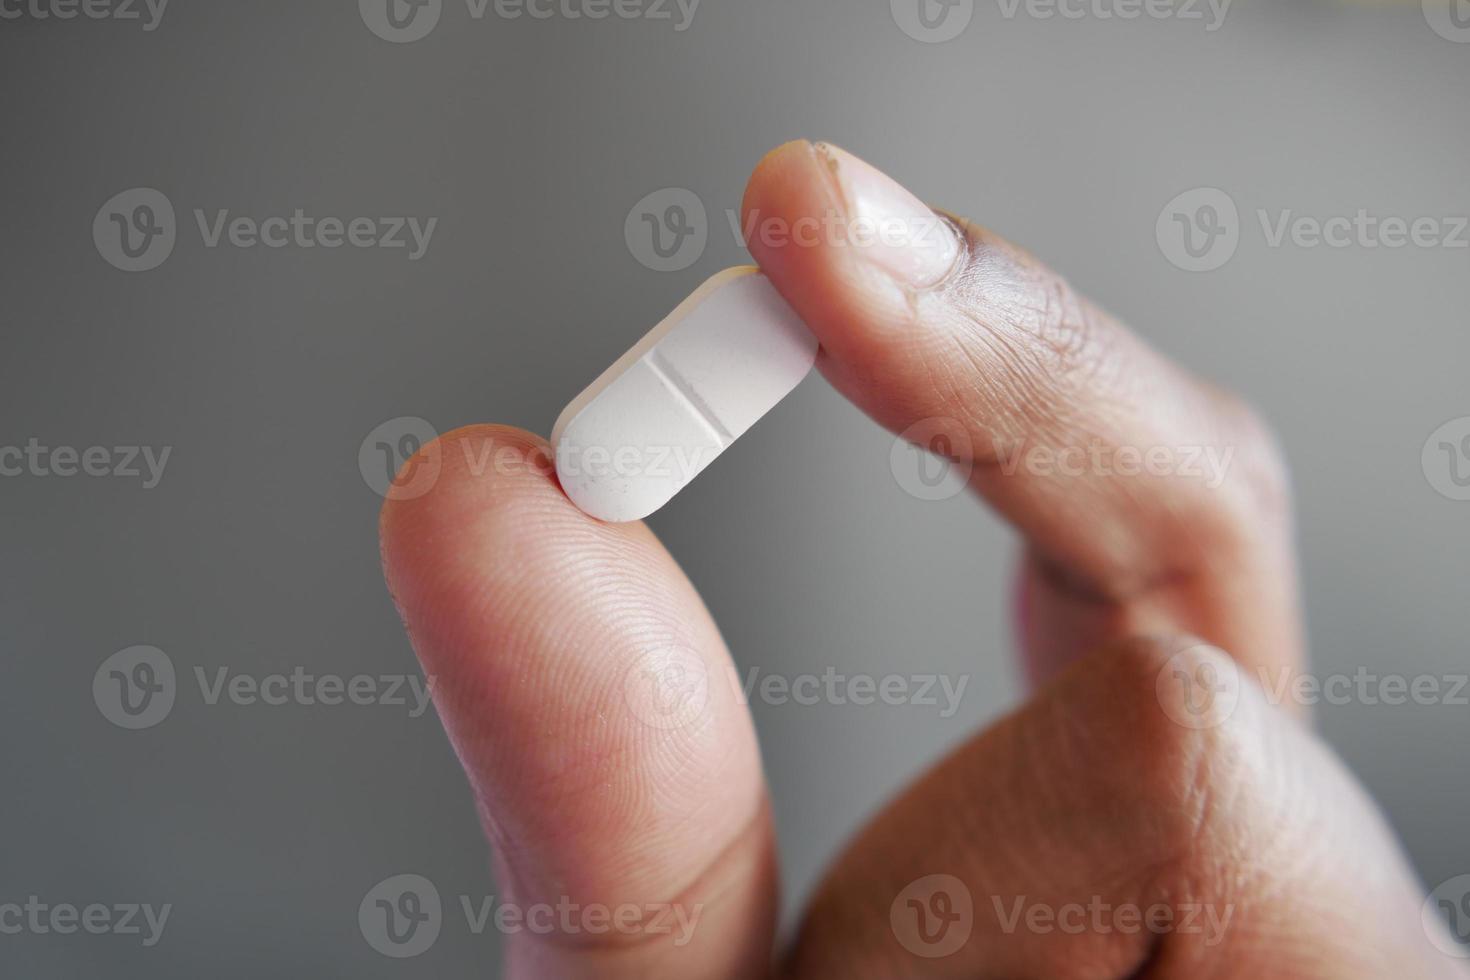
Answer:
[{"xmin": 552, "ymin": 267, "xmax": 817, "ymax": 523}]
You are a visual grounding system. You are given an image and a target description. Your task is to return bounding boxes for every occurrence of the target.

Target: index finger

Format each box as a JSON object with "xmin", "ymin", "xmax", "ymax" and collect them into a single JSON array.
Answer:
[{"xmin": 743, "ymin": 140, "xmax": 1304, "ymax": 691}]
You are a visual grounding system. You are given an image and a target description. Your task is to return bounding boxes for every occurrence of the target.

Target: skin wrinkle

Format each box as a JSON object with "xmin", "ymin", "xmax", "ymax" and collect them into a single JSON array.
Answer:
[
  {"xmin": 977, "ymin": 320, "xmax": 1110, "ymax": 455},
  {"xmin": 519, "ymin": 693, "xmax": 722, "ymax": 806},
  {"xmin": 475, "ymin": 662, "xmax": 727, "ymax": 808},
  {"xmin": 946, "ymin": 321, "xmax": 1060, "ymax": 453},
  {"xmin": 510, "ymin": 799, "xmax": 773, "ymax": 957},
  {"xmin": 980, "ymin": 296, "xmax": 1090, "ymax": 437},
  {"xmin": 919, "ymin": 331, "xmax": 1000, "ymax": 443},
  {"xmin": 469, "ymin": 687, "xmax": 755, "ymax": 912},
  {"xmin": 1083, "ymin": 665, "xmax": 1248, "ymax": 970},
  {"xmin": 528, "ymin": 770, "xmax": 742, "ymax": 875},
  {"xmin": 1001, "ymin": 720, "xmax": 1079, "ymax": 892},
  {"xmin": 947, "ymin": 232, "xmax": 1220, "ymax": 550},
  {"xmin": 1150, "ymin": 687, "xmax": 1379, "ymax": 965},
  {"xmin": 1078, "ymin": 646, "xmax": 1225, "ymax": 865}
]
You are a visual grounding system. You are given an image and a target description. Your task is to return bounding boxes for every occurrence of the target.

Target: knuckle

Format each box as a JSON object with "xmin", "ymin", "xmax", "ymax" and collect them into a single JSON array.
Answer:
[
  {"xmin": 1053, "ymin": 637, "xmax": 1267, "ymax": 864},
  {"xmin": 954, "ymin": 228, "xmax": 1112, "ymax": 383},
  {"xmin": 1210, "ymin": 390, "xmax": 1295, "ymax": 524},
  {"xmin": 939, "ymin": 227, "xmax": 1124, "ymax": 451}
]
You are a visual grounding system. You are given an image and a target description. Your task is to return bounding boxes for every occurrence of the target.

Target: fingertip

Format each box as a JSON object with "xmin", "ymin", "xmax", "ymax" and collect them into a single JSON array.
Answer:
[
  {"xmin": 379, "ymin": 424, "xmax": 560, "ymax": 571},
  {"xmin": 741, "ymin": 138, "xmax": 844, "ymax": 277},
  {"xmin": 743, "ymin": 140, "xmax": 898, "ymax": 362},
  {"xmin": 742, "ymin": 139, "xmax": 821, "ymax": 221},
  {"xmin": 377, "ymin": 423, "xmax": 650, "ymax": 657}
]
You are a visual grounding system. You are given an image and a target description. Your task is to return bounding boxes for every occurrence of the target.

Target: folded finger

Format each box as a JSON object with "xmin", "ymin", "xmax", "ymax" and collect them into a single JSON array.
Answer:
[{"xmin": 782, "ymin": 639, "xmax": 1444, "ymax": 978}]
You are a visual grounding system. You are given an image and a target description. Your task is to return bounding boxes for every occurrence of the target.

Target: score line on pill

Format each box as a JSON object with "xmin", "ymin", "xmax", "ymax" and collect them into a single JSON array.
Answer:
[{"xmin": 551, "ymin": 266, "xmax": 818, "ymax": 523}]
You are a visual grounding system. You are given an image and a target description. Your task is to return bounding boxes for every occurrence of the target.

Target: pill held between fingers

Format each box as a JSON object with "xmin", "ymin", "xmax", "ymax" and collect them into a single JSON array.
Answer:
[{"xmin": 551, "ymin": 267, "xmax": 818, "ymax": 523}]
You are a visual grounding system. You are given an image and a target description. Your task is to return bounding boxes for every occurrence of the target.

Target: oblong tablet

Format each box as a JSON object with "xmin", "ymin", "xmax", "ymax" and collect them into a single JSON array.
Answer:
[{"xmin": 552, "ymin": 267, "xmax": 817, "ymax": 523}]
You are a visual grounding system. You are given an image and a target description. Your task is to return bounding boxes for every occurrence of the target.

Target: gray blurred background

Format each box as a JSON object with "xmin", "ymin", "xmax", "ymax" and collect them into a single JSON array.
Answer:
[{"xmin": 3, "ymin": 0, "xmax": 1469, "ymax": 974}]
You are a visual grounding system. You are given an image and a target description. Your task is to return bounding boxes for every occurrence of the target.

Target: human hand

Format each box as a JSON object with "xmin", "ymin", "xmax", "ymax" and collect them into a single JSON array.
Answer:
[{"xmin": 378, "ymin": 141, "xmax": 1459, "ymax": 978}]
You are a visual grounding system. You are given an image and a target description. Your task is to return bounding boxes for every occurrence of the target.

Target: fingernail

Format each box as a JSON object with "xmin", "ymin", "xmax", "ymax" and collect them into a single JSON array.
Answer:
[{"xmin": 814, "ymin": 141, "xmax": 961, "ymax": 288}]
